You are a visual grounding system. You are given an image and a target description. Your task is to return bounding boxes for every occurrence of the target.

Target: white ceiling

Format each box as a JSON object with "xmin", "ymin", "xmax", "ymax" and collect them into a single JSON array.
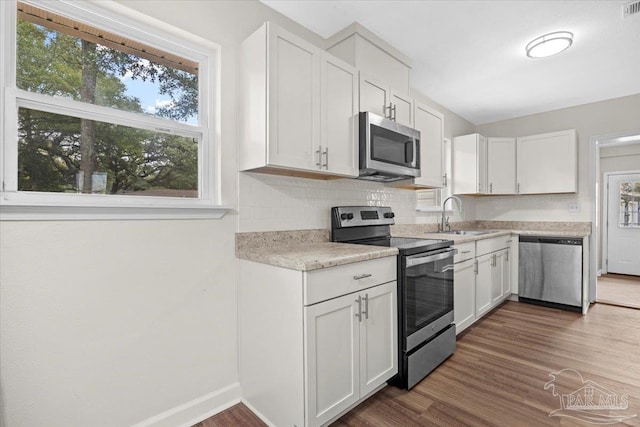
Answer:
[{"xmin": 262, "ymin": 1, "xmax": 640, "ymax": 125}]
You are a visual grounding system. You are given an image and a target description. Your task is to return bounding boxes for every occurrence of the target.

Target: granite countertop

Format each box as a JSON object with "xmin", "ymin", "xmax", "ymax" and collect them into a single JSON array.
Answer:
[{"xmin": 237, "ymin": 241, "xmax": 398, "ymax": 271}]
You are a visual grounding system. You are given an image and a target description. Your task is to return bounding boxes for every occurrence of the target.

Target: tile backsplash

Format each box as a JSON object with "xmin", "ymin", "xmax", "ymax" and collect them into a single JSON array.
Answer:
[{"xmin": 239, "ymin": 172, "xmax": 420, "ymax": 231}]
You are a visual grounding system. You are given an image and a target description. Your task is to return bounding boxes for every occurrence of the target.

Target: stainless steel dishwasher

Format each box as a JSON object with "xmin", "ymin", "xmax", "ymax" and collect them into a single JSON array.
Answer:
[{"xmin": 518, "ymin": 236, "xmax": 583, "ymax": 312}]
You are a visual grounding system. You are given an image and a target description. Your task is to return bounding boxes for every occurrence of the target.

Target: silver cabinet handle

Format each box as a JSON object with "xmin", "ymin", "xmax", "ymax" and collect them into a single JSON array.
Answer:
[
  {"xmin": 391, "ymin": 104, "xmax": 397, "ymax": 121},
  {"xmin": 506, "ymin": 251, "xmax": 510, "ymax": 262},
  {"xmin": 443, "ymin": 174, "xmax": 448, "ymax": 187},
  {"xmin": 315, "ymin": 145, "xmax": 322, "ymax": 168},
  {"xmin": 353, "ymin": 273, "xmax": 372, "ymax": 280},
  {"xmin": 355, "ymin": 295, "xmax": 362, "ymax": 321},
  {"xmin": 461, "ymin": 250, "xmax": 471, "ymax": 254},
  {"xmin": 363, "ymin": 293, "xmax": 369, "ymax": 320},
  {"xmin": 517, "ymin": 182, "xmax": 520, "ymax": 193},
  {"xmin": 474, "ymin": 259, "xmax": 478, "ymax": 274},
  {"xmin": 322, "ymin": 147, "xmax": 328, "ymax": 170},
  {"xmin": 490, "ymin": 183, "xmax": 493, "ymax": 193}
]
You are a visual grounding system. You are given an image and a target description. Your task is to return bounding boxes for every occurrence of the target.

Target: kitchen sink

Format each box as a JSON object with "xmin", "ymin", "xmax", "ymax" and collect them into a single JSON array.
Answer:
[{"xmin": 437, "ymin": 230, "xmax": 494, "ymax": 236}]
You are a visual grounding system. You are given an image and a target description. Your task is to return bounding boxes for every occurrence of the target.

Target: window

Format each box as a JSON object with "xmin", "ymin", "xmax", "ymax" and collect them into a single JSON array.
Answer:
[
  {"xmin": 618, "ymin": 181, "xmax": 640, "ymax": 228},
  {"xmin": 0, "ymin": 0, "xmax": 227, "ymax": 219}
]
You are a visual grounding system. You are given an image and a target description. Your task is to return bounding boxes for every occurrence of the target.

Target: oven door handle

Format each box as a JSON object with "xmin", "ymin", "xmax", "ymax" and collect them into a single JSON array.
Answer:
[
  {"xmin": 405, "ymin": 249, "xmax": 457, "ymax": 267},
  {"xmin": 439, "ymin": 264, "xmax": 455, "ymax": 273}
]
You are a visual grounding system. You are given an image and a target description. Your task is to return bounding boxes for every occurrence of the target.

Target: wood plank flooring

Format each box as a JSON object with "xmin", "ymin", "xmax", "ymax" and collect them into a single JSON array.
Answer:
[
  {"xmin": 597, "ymin": 273, "xmax": 640, "ymax": 309},
  {"xmin": 194, "ymin": 301, "xmax": 640, "ymax": 426}
]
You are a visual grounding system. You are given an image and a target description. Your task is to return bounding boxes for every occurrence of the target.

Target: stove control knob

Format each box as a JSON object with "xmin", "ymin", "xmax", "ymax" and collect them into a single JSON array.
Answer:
[
  {"xmin": 384, "ymin": 212, "xmax": 395, "ymax": 219},
  {"xmin": 341, "ymin": 213, "xmax": 354, "ymax": 220},
  {"xmin": 347, "ymin": 213, "xmax": 354, "ymax": 220}
]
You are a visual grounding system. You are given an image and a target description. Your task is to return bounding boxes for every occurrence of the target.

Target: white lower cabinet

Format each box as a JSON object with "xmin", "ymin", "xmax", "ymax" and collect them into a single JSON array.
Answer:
[
  {"xmin": 453, "ymin": 236, "xmax": 515, "ymax": 334},
  {"xmin": 475, "ymin": 253, "xmax": 494, "ymax": 317},
  {"xmin": 453, "ymin": 258, "xmax": 476, "ymax": 333},
  {"xmin": 239, "ymin": 256, "xmax": 397, "ymax": 427},
  {"xmin": 305, "ymin": 281, "xmax": 397, "ymax": 426}
]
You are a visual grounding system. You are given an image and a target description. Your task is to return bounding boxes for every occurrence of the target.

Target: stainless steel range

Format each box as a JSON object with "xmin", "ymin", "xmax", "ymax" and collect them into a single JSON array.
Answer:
[{"xmin": 331, "ymin": 206, "xmax": 457, "ymax": 389}]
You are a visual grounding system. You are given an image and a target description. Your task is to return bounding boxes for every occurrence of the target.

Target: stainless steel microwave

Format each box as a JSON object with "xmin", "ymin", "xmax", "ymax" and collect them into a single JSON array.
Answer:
[{"xmin": 358, "ymin": 111, "xmax": 421, "ymax": 182}]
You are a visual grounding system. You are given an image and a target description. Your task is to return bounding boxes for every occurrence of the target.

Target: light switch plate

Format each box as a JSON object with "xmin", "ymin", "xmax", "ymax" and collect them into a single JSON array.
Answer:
[{"xmin": 568, "ymin": 202, "xmax": 580, "ymax": 213}]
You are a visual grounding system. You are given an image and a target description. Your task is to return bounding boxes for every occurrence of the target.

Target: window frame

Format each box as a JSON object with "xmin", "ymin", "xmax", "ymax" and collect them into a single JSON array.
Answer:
[{"xmin": 0, "ymin": 0, "xmax": 229, "ymax": 220}]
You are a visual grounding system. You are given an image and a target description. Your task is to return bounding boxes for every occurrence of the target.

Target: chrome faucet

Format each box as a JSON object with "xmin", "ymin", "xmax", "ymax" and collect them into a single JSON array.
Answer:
[{"xmin": 441, "ymin": 195, "xmax": 463, "ymax": 231}]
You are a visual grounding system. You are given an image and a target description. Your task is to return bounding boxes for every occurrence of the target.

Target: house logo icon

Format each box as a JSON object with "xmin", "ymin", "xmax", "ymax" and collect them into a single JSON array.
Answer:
[{"xmin": 545, "ymin": 368, "xmax": 637, "ymax": 424}]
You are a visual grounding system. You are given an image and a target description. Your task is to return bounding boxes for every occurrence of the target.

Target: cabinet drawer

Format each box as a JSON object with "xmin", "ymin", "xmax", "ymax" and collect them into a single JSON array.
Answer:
[
  {"xmin": 453, "ymin": 242, "xmax": 475, "ymax": 264},
  {"xmin": 476, "ymin": 235, "xmax": 513, "ymax": 256},
  {"xmin": 304, "ymin": 257, "xmax": 396, "ymax": 306}
]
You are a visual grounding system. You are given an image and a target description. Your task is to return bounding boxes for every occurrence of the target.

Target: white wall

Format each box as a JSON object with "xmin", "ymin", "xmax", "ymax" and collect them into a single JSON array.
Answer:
[
  {"xmin": 0, "ymin": 1, "xmax": 327, "ymax": 427},
  {"xmin": 475, "ymin": 94, "xmax": 640, "ymax": 222}
]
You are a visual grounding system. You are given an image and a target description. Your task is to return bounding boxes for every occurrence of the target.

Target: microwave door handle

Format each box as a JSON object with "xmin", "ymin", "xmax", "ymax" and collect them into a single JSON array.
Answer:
[
  {"xmin": 406, "ymin": 249, "xmax": 457, "ymax": 267},
  {"xmin": 411, "ymin": 137, "xmax": 418, "ymax": 168}
]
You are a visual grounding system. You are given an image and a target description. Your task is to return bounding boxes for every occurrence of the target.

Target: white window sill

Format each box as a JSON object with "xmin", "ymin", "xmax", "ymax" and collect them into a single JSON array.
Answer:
[{"xmin": 0, "ymin": 203, "xmax": 233, "ymax": 221}]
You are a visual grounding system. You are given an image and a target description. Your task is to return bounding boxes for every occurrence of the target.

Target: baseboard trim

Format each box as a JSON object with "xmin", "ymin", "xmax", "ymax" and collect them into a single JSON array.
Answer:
[
  {"xmin": 132, "ymin": 382, "xmax": 241, "ymax": 427},
  {"xmin": 241, "ymin": 399, "xmax": 276, "ymax": 427}
]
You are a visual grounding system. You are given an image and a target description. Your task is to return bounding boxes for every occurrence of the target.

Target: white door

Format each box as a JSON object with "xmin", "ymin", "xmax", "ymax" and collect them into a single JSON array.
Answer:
[
  {"xmin": 413, "ymin": 102, "xmax": 444, "ymax": 188},
  {"xmin": 304, "ymin": 293, "xmax": 359, "ymax": 427},
  {"xmin": 606, "ymin": 172, "xmax": 640, "ymax": 276},
  {"xmin": 359, "ymin": 282, "xmax": 398, "ymax": 397},
  {"xmin": 320, "ymin": 53, "xmax": 359, "ymax": 177},
  {"xmin": 268, "ymin": 26, "xmax": 319, "ymax": 170}
]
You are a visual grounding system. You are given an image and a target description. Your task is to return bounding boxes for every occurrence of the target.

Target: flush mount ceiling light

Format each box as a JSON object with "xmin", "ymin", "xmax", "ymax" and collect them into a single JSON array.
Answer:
[{"xmin": 526, "ymin": 31, "xmax": 573, "ymax": 58}]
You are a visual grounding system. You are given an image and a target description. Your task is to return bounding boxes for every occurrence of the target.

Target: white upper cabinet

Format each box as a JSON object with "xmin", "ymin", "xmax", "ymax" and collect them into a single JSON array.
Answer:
[
  {"xmin": 267, "ymin": 24, "xmax": 319, "ymax": 171},
  {"xmin": 359, "ymin": 73, "xmax": 413, "ymax": 126},
  {"xmin": 240, "ymin": 22, "xmax": 358, "ymax": 178},
  {"xmin": 452, "ymin": 133, "xmax": 487, "ymax": 195},
  {"xmin": 320, "ymin": 53, "xmax": 359, "ymax": 177},
  {"xmin": 487, "ymin": 137, "xmax": 517, "ymax": 194},
  {"xmin": 413, "ymin": 102, "xmax": 445, "ymax": 188},
  {"xmin": 359, "ymin": 73, "xmax": 389, "ymax": 118},
  {"xmin": 389, "ymin": 90, "xmax": 413, "ymax": 127},
  {"xmin": 517, "ymin": 129, "xmax": 577, "ymax": 194}
]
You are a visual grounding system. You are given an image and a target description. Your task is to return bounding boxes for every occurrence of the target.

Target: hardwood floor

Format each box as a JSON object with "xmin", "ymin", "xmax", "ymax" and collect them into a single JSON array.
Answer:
[
  {"xmin": 195, "ymin": 301, "xmax": 640, "ymax": 426},
  {"xmin": 597, "ymin": 273, "xmax": 640, "ymax": 309}
]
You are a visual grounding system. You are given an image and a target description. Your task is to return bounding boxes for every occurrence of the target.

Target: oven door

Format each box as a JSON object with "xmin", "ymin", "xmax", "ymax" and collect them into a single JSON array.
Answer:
[
  {"xmin": 402, "ymin": 248, "xmax": 455, "ymax": 351},
  {"xmin": 361, "ymin": 112, "xmax": 421, "ymax": 178}
]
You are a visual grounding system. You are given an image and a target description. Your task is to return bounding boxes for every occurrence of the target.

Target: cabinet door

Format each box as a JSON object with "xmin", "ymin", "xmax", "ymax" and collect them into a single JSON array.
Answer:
[
  {"xmin": 517, "ymin": 129, "xmax": 577, "ymax": 194},
  {"xmin": 268, "ymin": 25, "xmax": 319, "ymax": 170},
  {"xmin": 305, "ymin": 293, "xmax": 359, "ymax": 427},
  {"xmin": 359, "ymin": 73, "xmax": 389, "ymax": 117},
  {"xmin": 321, "ymin": 53, "xmax": 359, "ymax": 177},
  {"xmin": 413, "ymin": 102, "xmax": 444, "ymax": 188},
  {"xmin": 359, "ymin": 282, "xmax": 398, "ymax": 397},
  {"xmin": 487, "ymin": 137, "xmax": 516, "ymax": 194},
  {"xmin": 491, "ymin": 252, "xmax": 505, "ymax": 304},
  {"xmin": 390, "ymin": 90, "xmax": 414, "ymax": 127},
  {"xmin": 475, "ymin": 254, "xmax": 493, "ymax": 317},
  {"xmin": 503, "ymin": 249, "xmax": 512, "ymax": 298},
  {"xmin": 477, "ymin": 134, "xmax": 488, "ymax": 194},
  {"xmin": 454, "ymin": 259, "xmax": 476, "ymax": 334}
]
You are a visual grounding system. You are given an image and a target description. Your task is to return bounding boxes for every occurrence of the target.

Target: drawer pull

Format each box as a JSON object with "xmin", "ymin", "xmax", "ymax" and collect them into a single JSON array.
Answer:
[
  {"xmin": 353, "ymin": 273, "xmax": 372, "ymax": 280},
  {"xmin": 460, "ymin": 250, "xmax": 471, "ymax": 254},
  {"xmin": 506, "ymin": 240, "xmax": 513, "ymax": 243},
  {"xmin": 355, "ymin": 295, "xmax": 362, "ymax": 321}
]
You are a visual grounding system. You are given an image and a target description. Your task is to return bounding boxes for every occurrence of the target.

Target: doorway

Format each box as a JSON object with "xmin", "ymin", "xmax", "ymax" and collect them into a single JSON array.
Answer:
[
  {"xmin": 603, "ymin": 172, "xmax": 640, "ymax": 276},
  {"xmin": 594, "ymin": 138, "xmax": 640, "ymax": 309}
]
